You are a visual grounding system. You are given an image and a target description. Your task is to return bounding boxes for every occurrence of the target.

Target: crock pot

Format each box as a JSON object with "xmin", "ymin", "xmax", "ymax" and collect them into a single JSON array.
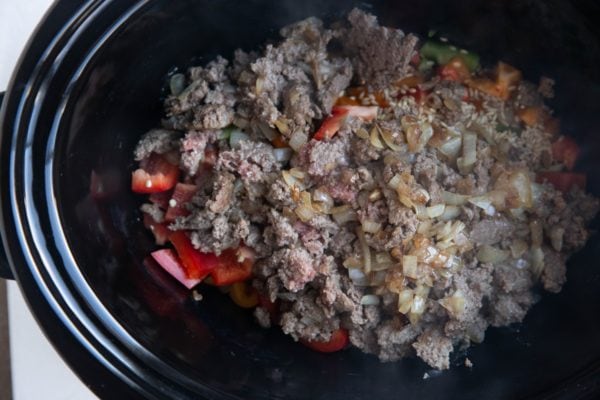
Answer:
[{"xmin": 1, "ymin": 0, "xmax": 600, "ymax": 399}]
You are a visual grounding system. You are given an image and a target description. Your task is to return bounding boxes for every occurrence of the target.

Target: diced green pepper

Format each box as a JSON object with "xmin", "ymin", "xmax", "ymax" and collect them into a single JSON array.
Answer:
[{"xmin": 420, "ymin": 40, "xmax": 480, "ymax": 71}]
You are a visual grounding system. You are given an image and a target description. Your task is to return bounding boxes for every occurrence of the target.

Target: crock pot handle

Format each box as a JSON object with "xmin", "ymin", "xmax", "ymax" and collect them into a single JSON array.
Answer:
[{"xmin": 0, "ymin": 91, "xmax": 15, "ymax": 280}]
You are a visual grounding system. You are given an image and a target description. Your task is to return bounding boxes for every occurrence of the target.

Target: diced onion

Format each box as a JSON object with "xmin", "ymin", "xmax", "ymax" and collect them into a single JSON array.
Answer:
[
  {"xmin": 440, "ymin": 205, "xmax": 461, "ymax": 220},
  {"xmin": 357, "ymin": 227, "xmax": 372, "ymax": 273},
  {"xmin": 530, "ymin": 247, "xmax": 545, "ymax": 278},
  {"xmin": 343, "ymin": 256, "xmax": 362, "ymax": 269},
  {"xmin": 373, "ymin": 252, "xmax": 395, "ymax": 271},
  {"xmin": 438, "ymin": 136, "xmax": 462, "ymax": 159},
  {"xmin": 282, "ymin": 170, "xmax": 306, "ymax": 191},
  {"xmin": 529, "ymin": 219, "xmax": 543, "ymax": 248},
  {"xmin": 439, "ymin": 290, "xmax": 466, "ymax": 316},
  {"xmin": 313, "ymin": 188, "xmax": 333, "ymax": 207},
  {"xmin": 258, "ymin": 121, "xmax": 277, "ymax": 140},
  {"xmin": 426, "ymin": 204, "xmax": 445, "ymax": 218},
  {"xmin": 462, "ymin": 131, "xmax": 477, "ymax": 164},
  {"xmin": 370, "ymin": 271, "xmax": 387, "ymax": 286},
  {"xmin": 274, "ymin": 118, "xmax": 290, "ymax": 135},
  {"xmin": 349, "ymin": 268, "xmax": 369, "ymax": 286},
  {"xmin": 402, "ymin": 255, "xmax": 418, "ymax": 279},
  {"xmin": 273, "ymin": 148, "xmax": 292, "ymax": 162},
  {"xmin": 290, "ymin": 168, "xmax": 306, "ymax": 179},
  {"xmin": 370, "ymin": 126, "xmax": 385, "ymax": 149},
  {"xmin": 380, "ymin": 126, "xmax": 403, "ymax": 151},
  {"xmin": 360, "ymin": 294, "xmax": 381, "ymax": 305},
  {"xmin": 229, "ymin": 130, "xmax": 250, "ymax": 148},
  {"xmin": 295, "ymin": 204, "xmax": 314, "ymax": 222},
  {"xmin": 362, "ymin": 219, "xmax": 382, "ymax": 233},
  {"xmin": 169, "ymin": 73, "xmax": 186, "ymax": 96},
  {"xmin": 476, "ymin": 245, "xmax": 509, "ymax": 264},
  {"xmin": 356, "ymin": 127, "xmax": 370, "ymax": 140},
  {"xmin": 331, "ymin": 205, "xmax": 358, "ymax": 224},
  {"xmin": 398, "ymin": 289, "xmax": 414, "ymax": 314},
  {"xmin": 414, "ymin": 204, "xmax": 428, "ymax": 220},
  {"xmin": 469, "ymin": 196, "xmax": 494, "ymax": 214},
  {"xmin": 288, "ymin": 130, "xmax": 308, "ymax": 151},
  {"xmin": 510, "ymin": 239, "xmax": 528, "ymax": 259},
  {"xmin": 442, "ymin": 190, "xmax": 468, "ymax": 205}
]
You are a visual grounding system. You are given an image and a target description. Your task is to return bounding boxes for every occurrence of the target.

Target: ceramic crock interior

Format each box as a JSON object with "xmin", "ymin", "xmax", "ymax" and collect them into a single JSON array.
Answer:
[{"xmin": 52, "ymin": 0, "xmax": 600, "ymax": 398}]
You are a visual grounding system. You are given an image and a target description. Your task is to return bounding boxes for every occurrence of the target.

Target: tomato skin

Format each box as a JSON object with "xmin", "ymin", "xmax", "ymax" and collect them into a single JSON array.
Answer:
[
  {"xmin": 151, "ymin": 248, "xmax": 202, "ymax": 289},
  {"xmin": 551, "ymin": 136, "xmax": 580, "ymax": 171},
  {"xmin": 169, "ymin": 231, "xmax": 219, "ymax": 279},
  {"xmin": 165, "ymin": 183, "xmax": 197, "ymax": 222},
  {"xmin": 537, "ymin": 171, "xmax": 586, "ymax": 193},
  {"xmin": 301, "ymin": 329, "xmax": 349, "ymax": 353},
  {"xmin": 132, "ymin": 153, "xmax": 180, "ymax": 193}
]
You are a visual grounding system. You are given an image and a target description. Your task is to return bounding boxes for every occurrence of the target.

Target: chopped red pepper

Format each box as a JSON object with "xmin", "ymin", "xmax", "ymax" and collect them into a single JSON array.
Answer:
[
  {"xmin": 169, "ymin": 231, "xmax": 219, "ymax": 279},
  {"xmin": 132, "ymin": 153, "xmax": 180, "ymax": 193},
  {"xmin": 258, "ymin": 294, "xmax": 279, "ymax": 319},
  {"xmin": 165, "ymin": 183, "xmax": 197, "ymax": 222},
  {"xmin": 143, "ymin": 213, "xmax": 171, "ymax": 245},
  {"xmin": 537, "ymin": 171, "xmax": 586, "ymax": 193},
  {"xmin": 313, "ymin": 106, "xmax": 378, "ymax": 141},
  {"xmin": 551, "ymin": 136, "xmax": 580, "ymax": 171},
  {"xmin": 301, "ymin": 329, "xmax": 349, "ymax": 353},
  {"xmin": 151, "ymin": 248, "xmax": 202, "ymax": 289},
  {"xmin": 149, "ymin": 189, "xmax": 173, "ymax": 210},
  {"xmin": 210, "ymin": 246, "xmax": 255, "ymax": 286}
]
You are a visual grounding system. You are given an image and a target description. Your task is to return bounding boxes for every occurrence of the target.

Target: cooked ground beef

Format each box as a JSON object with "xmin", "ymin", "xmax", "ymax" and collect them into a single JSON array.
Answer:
[{"xmin": 134, "ymin": 9, "xmax": 599, "ymax": 370}]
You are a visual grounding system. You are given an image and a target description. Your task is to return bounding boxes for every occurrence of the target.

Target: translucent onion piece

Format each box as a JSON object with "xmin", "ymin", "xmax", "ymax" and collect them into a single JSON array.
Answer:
[
  {"xmin": 439, "ymin": 290, "xmax": 466, "ymax": 316},
  {"xmin": 402, "ymin": 255, "xmax": 418, "ymax": 279},
  {"xmin": 169, "ymin": 73, "xmax": 186, "ymax": 96},
  {"xmin": 357, "ymin": 227, "xmax": 372, "ymax": 273},
  {"xmin": 476, "ymin": 245, "xmax": 509, "ymax": 264},
  {"xmin": 288, "ymin": 130, "xmax": 308, "ymax": 151},
  {"xmin": 282, "ymin": 170, "xmax": 306, "ymax": 191},
  {"xmin": 343, "ymin": 256, "xmax": 362, "ymax": 269},
  {"xmin": 414, "ymin": 204, "xmax": 428, "ymax": 220},
  {"xmin": 530, "ymin": 247, "xmax": 545, "ymax": 278},
  {"xmin": 331, "ymin": 205, "xmax": 358, "ymax": 224},
  {"xmin": 398, "ymin": 289, "xmax": 414, "ymax": 314},
  {"xmin": 550, "ymin": 227, "xmax": 564, "ymax": 252},
  {"xmin": 274, "ymin": 118, "xmax": 290, "ymax": 135},
  {"xmin": 313, "ymin": 188, "xmax": 334, "ymax": 207},
  {"xmin": 273, "ymin": 148, "xmax": 292, "ymax": 162},
  {"xmin": 529, "ymin": 219, "xmax": 543, "ymax": 248},
  {"xmin": 461, "ymin": 131, "xmax": 477, "ymax": 165},
  {"xmin": 426, "ymin": 204, "xmax": 445, "ymax": 218},
  {"xmin": 229, "ymin": 130, "xmax": 250, "ymax": 148},
  {"xmin": 370, "ymin": 126, "xmax": 385, "ymax": 149},
  {"xmin": 362, "ymin": 219, "xmax": 382, "ymax": 233},
  {"xmin": 295, "ymin": 204, "xmax": 314, "ymax": 222},
  {"xmin": 440, "ymin": 205, "xmax": 461, "ymax": 220},
  {"xmin": 372, "ymin": 252, "xmax": 394, "ymax": 271},
  {"xmin": 370, "ymin": 271, "xmax": 387, "ymax": 286},
  {"xmin": 349, "ymin": 268, "xmax": 369, "ymax": 286},
  {"xmin": 360, "ymin": 294, "xmax": 381, "ymax": 306},
  {"xmin": 290, "ymin": 168, "xmax": 306, "ymax": 179},
  {"xmin": 438, "ymin": 136, "xmax": 462, "ymax": 159},
  {"xmin": 380, "ymin": 126, "xmax": 403, "ymax": 151},
  {"xmin": 356, "ymin": 127, "xmax": 370, "ymax": 140},
  {"xmin": 442, "ymin": 190, "xmax": 468, "ymax": 205},
  {"xmin": 510, "ymin": 239, "xmax": 529, "ymax": 259}
]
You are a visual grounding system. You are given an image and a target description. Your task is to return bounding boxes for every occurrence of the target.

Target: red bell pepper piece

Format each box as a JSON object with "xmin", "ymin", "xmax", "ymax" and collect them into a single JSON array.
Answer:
[
  {"xmin": 151, "ymin": 249, "xmax": 202, "ymax": 289},
  {"xmin": 165, "ymin": 183, "xmax": 197, "ymax": 222},
  {"xmin": 210, "ymin": 246, "xmax": 255, "ymax": 286},
  {"xmin": 551, "ymin": 136, "xmax": 580, "ymax": 171},
  {"xmin": 169, "ymin": 231, "xmax": 219, "ymax": 279},
  {"xmin": 537, "ymin": 171, "xmax": 586, "ymax": 193},
  {"xmin": 132, "ymin": 153, "xmax": 180, "ymax": 193},
  {"xmin": 301, "ymin": 329, "xmax": 349, "ymax": 353},
  {"xmin": 149, "ymin": 190, "xmax": 173, "ymax": 210},
  {"xmin": 313, "ymin": 106, "xmax": 378, "ymax": 141},
  {"xmin": 143, "ymin": 213, "xmax": 171, "ymax": 245}
]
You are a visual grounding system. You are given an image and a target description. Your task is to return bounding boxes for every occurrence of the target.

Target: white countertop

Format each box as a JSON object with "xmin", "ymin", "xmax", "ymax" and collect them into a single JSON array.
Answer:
[{"xmin": 1, "ymin": 1, "xmax": 97, "ymax": 398}]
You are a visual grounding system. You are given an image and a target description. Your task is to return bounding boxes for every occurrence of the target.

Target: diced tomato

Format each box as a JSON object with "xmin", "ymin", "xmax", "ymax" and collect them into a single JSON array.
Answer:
[
  {"xmin": 313, "ymin": 107, "xmax": 349, "ymax": 140},
  {"xmin": 169, "ymin": 231, "xmax": 219, "ymax": 279},
  {"xmin": 537, "ymin": 171, "xmax": 586, "ymax": 193},
  {"xmin": 151, "ymin": 249, "xmax": 202, "ymax": 289},
  {"xmin": 438, "ymin": 56, "xmax": 471, "ymax": 82},
  {"xmin": 149, "ymin": 190, "xmax": 173, "ymax": 209},
  {"xmin": 132, "ymin": 153, "xmax": 180, "ymax": 193},
  {"xmin": 229, "ymin": 281, "xmax": 259, "ymax": 308},
  {"xmin": 551, "ymin": 136, "xmax": 580, "ymax": 171},
  {"xmin": 209, "ymin": 246, "xmax": 255, "ymax": 286},
  {"xmin": 165, "ymin": 183, "xmax": 197, "ymax": 222},
  {"xmin": 301, "ymin": 329, "xmax": 349, "ymax": 353},
  {"xmin": 143, "ymin": 213, "xmax": 171, "ymax": 245}
]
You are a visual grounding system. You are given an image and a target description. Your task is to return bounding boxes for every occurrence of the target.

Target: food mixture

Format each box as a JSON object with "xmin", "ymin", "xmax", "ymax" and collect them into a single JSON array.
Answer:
[{"xmin": 132, "ymin": 9, "xmax": 599, "ymax": 370}]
